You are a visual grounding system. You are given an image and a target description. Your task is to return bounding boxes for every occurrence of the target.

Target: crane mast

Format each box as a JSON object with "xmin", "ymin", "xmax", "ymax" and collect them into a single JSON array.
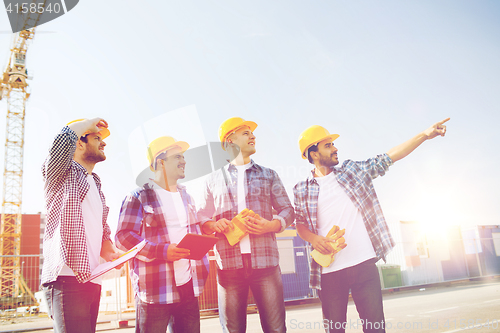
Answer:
[{"xmin": 0, "ymin": 29, "xmax": 35, "ymax": 300}]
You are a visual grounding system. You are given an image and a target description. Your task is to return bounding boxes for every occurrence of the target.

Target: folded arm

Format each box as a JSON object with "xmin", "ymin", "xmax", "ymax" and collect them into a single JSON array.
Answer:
[
  {"xmin": 115, "ymin": 194, "xmax": 166, "ymax": 262},
  {"xmin": 293, "ymin": 184, "xmax": 334, "ymax": 254},
  {"xmin": 198, "ymin": 179, "xmax": 224, "ymax": 234},
  {"xmin": 296, "ymin": 224, "xmax": 334, "ymax": 255},
  {"xmin": 246, "ymin": 170, "xmax": 295, "ymax": 235}
]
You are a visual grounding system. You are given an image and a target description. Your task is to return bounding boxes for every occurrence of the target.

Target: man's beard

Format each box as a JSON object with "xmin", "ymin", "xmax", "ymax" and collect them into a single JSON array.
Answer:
[
  {"xmin": 83, "ymin": 149, "xmax": 106, "ymax": 163},
  {"xmin": 319, "ymin": 153, "xmax": 338, "ymax": 168}
]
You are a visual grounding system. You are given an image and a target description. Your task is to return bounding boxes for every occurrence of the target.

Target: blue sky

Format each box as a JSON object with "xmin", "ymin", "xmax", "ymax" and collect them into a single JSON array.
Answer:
[{"xmin": 1, "ymin": 0, "xmax": 499, "ymax": 236}]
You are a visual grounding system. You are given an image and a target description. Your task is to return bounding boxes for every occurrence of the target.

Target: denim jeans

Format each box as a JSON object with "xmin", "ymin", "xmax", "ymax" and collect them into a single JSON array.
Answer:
[
  {"xmin": 319, "ymin": 258, "xmax": 385, "ymax": 333},
  {"xmin": 44, "ymin": 276, "xmax": 101, "ymax": 333},
  {"xmin": 217, "ymin": 254, "xmax": 286, "ymax": 333},
  {"xmin": 135, "ymin": 279, "xmax": 200, "ymax": 333}
]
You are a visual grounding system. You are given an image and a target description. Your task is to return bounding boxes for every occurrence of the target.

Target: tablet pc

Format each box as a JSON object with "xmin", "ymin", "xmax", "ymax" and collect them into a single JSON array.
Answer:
[{"xmin": 177, "ymin": 233, "xmax": 218, "ymax": 260}]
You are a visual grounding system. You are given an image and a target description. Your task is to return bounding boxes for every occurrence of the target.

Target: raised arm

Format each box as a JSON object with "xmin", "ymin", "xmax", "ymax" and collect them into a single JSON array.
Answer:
[
  {"xmin": 42, "ymin": 127, "xmax": 78, "ymax": 183},
  {"xmin": 387, "ymin": 118, "xmax": 450, "ymax": 163},
  {"xmin": 43, "ymin": 118, "xmax": 109, "ymax": 183},
  {"xmin": 68, "ymin": 118, "xmax": 108, "ymax": 139}
]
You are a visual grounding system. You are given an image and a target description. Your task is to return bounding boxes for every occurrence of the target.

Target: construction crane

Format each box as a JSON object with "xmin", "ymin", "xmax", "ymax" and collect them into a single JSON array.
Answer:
[{"xmin": 0, "ymin": 25, "xmax": 37, "ymax": 305}]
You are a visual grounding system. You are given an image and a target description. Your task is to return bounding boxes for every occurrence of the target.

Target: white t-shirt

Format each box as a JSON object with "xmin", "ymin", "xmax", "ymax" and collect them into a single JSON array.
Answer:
[
  {"xmin": 155, "ymin": 187, "xmax": 191, "ymax": 286},
  {"xmin": 315, "ymin": 172, "xmax": 376, "ymax": 274},
  {"xmin": 59, "ymin": 175, "xmax": 104, "ymax": 285},
  {"xmin": 235, "ymin": 162, "xmax": 252, "ymax": 253}
]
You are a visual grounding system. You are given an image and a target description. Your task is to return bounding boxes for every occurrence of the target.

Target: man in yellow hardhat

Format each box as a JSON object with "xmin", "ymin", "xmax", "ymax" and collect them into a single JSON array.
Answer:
[
  {"xmin": 115, "ymin": 136, "xmax": 209, "ymax": 333},
  {"xmin": 294, "ymin": 118, "xmax": 450, "ymax": 333},
  {"xmin": 41, "ymin": 118, "xmax": 122, "ymax": 333},
  {"xmin": 198, "ymin": 117, "xmax": 295, "ymax": 333}
]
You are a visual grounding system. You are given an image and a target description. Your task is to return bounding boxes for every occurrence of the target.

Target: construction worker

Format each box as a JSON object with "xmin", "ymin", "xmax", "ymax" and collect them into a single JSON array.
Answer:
[
  {"xmin": 41, "ymin": 118, "xmax": 122, "ymax": 333},
  {"xmin": 198, "ymin": 117, "xmax": 295, "ymax": 333},
  {"xmin": 293, "ymin": 118, "xmax": 450, "ymax": 333},
  {"xmin": 115, "ymin": 136, "xmax": 209, "ymax": 333}
]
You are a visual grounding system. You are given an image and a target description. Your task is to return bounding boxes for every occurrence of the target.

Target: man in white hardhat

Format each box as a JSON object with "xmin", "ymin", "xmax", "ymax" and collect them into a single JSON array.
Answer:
[
  {"xmin": 41, "ymin": 118, "xmax": 121, "ymax": 333},
  {"xmin": 115, "ymin": 136, "xmax": 209, "ymax": 333},
  {"xmin": 294, "ymin": 118, "xmax": 450, "ymax": 333},
  {"xmin": 198, "ymin": 117, "xmax": 295, "ymax": 333}
]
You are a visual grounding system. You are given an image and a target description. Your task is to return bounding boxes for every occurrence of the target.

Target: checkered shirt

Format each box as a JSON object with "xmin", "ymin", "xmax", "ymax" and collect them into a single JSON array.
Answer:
[
  {"xmin": 41, "ymin": 126, "xmax": 111, "ymax": 285},
  {"xmin": 197, "ymin": 160, "xmax": 295, "ymax": 270},
  {"xmin": 293, "ymin": 153, "xmax": 396, "ymax": 290},
  {"xmin": 115, "ymin": 182, "xmax": 209, "ymax": 304}
]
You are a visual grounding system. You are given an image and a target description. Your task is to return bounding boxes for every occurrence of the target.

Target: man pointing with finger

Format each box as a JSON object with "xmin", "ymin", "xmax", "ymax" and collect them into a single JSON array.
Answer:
[
  {"xmin": 294, "ymin": 118, "xmax": 450, "ymax": 333},
  {"xmin": 198, "ymin": 117, "xmax": 295, "ymax": 333}
]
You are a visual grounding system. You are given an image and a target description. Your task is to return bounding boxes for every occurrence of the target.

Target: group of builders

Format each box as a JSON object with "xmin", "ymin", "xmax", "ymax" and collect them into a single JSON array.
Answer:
[{"xmin": 40, "ymin": 115, "xmax": 449, "ymax": 332}]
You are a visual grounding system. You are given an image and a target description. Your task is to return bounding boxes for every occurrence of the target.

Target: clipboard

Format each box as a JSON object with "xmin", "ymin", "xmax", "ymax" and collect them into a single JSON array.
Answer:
[
  {"xmin": 177, "ymin": 234, "xmax": 218, "ymax": 260},
  {"xmin": 84, "ymin": 240, "xmax": 147, "ymax": 282}
]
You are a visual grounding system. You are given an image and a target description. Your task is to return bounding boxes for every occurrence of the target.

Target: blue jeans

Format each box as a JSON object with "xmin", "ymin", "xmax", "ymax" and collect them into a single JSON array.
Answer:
[
  {"xmin": 135, "ymin": 279, "xmax": 200, "ymax": 333},
  {"xmin": 319, "ymin": 258, "xmax": 385, "ymax": 333},
  {"xmin": 44, "ymin": 276, "xmax": 101, "ymax": 333},
  {"xmin": 217, "ymin": 254, "xmax": 286, "ymax": 333}
]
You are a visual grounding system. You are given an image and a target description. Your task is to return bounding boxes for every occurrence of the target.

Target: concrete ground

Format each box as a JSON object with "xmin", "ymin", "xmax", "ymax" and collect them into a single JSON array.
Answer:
[{"xmin": 2, "ymin": 277, "xmax": 499, "ymax": 333}]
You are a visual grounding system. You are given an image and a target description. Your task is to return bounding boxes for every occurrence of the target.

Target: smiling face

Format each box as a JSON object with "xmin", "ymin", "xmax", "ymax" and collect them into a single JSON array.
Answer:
[
  {"xmin": 312, "ymin": 138, "xmax": 338, "ymax": 168},
  {"xmin": 81, "ymin": 133, "xmax": 106, "ymax": 163},
  {"xmin": 158, "ymin": 146, "xmax": 186, "ymax": 182},
  {"xmin": 226, "ymin": 126, "xmax": 256, "ymax": 158}
]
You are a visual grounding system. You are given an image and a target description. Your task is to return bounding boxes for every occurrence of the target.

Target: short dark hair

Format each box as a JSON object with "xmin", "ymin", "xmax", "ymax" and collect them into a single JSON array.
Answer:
[
  {"xmin": 80, "ymin": 135, "xmax": 88, "ymax": 143},
  {"xmin": 307, "ymin": 144, "xmax": 318, "ymax": 164}
]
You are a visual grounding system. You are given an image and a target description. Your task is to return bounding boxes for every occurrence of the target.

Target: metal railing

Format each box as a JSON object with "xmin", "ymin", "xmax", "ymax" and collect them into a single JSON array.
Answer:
[{"xmin": 0, "ymin": 254, "xmax": 41, "ymax": 319}]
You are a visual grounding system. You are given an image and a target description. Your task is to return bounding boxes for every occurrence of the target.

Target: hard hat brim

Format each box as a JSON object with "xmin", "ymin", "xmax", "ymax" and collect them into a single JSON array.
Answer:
[
  {"xmin": 96, "ymin": 128, "xmax": 110, "ymax": 140},
  {"xmin": 301, "ymin": 134, "xmax": 340, "ymax": 159}
]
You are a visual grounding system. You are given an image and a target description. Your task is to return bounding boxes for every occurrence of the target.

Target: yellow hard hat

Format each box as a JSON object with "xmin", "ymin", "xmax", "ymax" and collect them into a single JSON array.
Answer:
[
  {"xmin": 298, "ymin": 125, "xmax": 339, "ymax": 159},
  {"xmin": 67, "ymin": 119, "xmax": 110, "ymax": 140},
  {"xmin": 147, "ymin": 136, "xmax": 190, "ymax": 171},
  {"xmin": 218, "ymin": 117, "xmax": 258, "ymax": 150}
]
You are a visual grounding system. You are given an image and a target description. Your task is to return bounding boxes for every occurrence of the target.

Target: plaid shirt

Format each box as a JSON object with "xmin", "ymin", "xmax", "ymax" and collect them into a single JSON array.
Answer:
[
  {"xmin": 293, "ymin": 153, "xmax": 395, "ymax": 290},
  {"xmin": 115, "ymin": 182, "xmax": 209, "ymax": 304},
  {"xmin": 197, "ymin": 160, "xmax": 295, "ymax": 270},
  {"xmin": 41, "ymin": 126, "xmax": 111, "ymax": 284}
]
